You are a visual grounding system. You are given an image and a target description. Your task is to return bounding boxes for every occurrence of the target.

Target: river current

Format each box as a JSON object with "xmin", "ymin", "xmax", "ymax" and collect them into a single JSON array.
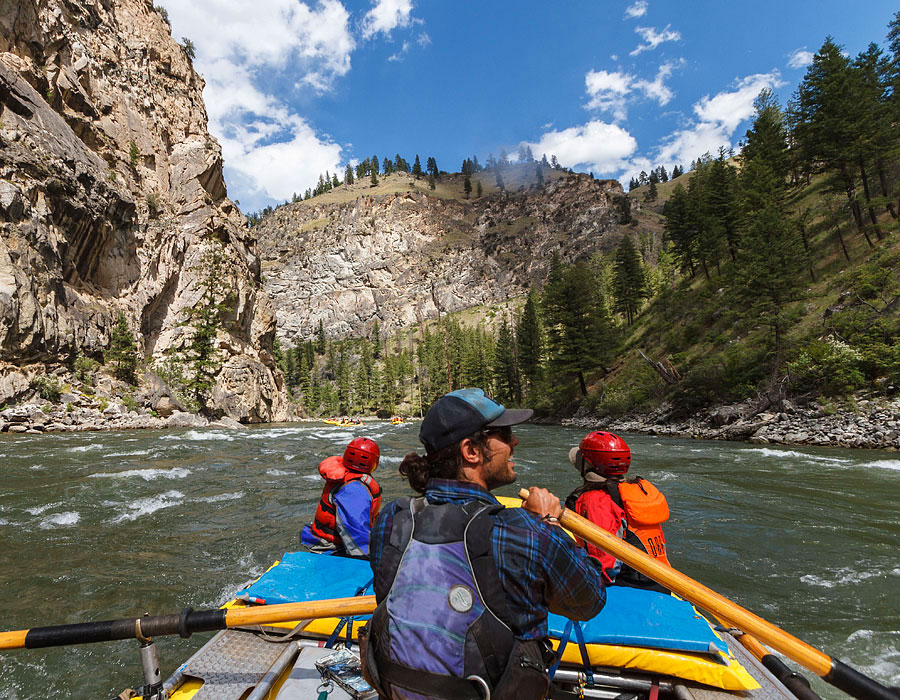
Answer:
[{"xmin": 0, "ymin": 422, "xmax": 897, "ymax": 699}]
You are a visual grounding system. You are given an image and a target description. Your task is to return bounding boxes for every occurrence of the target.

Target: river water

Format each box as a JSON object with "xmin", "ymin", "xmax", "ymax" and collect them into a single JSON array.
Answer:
[{"xmin": 0, "ymin": 422, "xmax": 897, "ymax": 699}]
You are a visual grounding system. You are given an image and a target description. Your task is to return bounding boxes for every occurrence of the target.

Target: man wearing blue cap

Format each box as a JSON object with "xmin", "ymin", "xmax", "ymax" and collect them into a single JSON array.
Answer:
[{"xmin": 362, "ymin": 388, "xmax": 606, "ymax": 700}]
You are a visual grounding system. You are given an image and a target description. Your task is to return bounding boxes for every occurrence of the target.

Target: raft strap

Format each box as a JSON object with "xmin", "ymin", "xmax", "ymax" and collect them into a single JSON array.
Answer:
[{"xmin": 548, "ymin": 620, "xmax": 593, "ymax": 686}]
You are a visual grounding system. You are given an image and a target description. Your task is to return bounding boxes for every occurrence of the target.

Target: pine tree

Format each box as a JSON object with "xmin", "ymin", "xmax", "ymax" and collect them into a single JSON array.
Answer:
[
  {"xmin": 731, "ymin": 159, "xmax": 807, "ymax": 376},
  {"xmin": 429, "ymin": 173, "xmax": 436, "ymax": 190},
  {"xmin": 543, "ymin": 256, "xmax": 616, "ymax": 395},
  {"xmin": 316, "ymin": 319, "xmax": 326, "ymax": 355},
  {"xmin": 180, "ymin": 245, "xmax": 232, "ymax": 410},
  {"xmin": 476, "ymin": 181, "xmax": 483, "ymax": 197},
  {"xmin": 663, "ymin": 183, "xmax": 696, "ymax": 277},
  {"xmin": 464, "ymin": 176, "xmax": 472, "ymax": 198},
  {"xmin": 106, "ymin": 312, "xmax": 139, "ymax": 385},
  {"xmin": 493, "ymin": 317, "xmax": 521, "ymax": 404},
  {"xmin": 413, "ymin": 155, "xmax": 422, "ymax": 178},
  {"xmin": 612, "ymin": 236, "xmax": 648, "ymax": 325},
  {"xmin": 516, "ymin": 288, "xmax": 543, "ymax": 395}
]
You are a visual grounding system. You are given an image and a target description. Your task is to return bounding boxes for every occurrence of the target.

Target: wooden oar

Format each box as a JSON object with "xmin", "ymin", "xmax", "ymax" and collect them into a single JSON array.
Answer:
[
  {"xmin": 0, "ymin": 595, "xmax": 376, "ymax": 651},
  {"xmin": 519, "ymin": 488, "xmax": 898, "ymax": 700}
]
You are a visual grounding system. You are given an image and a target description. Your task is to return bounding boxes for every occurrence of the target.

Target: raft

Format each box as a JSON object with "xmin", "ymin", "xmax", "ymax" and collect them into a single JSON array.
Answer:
[
  {"xmin": 152, "ymin": 545, "xmax": 808, "ymax": 700},
  {"xmin": 322, "ymin": 419, "xmax": 363, "ymax": 427}
]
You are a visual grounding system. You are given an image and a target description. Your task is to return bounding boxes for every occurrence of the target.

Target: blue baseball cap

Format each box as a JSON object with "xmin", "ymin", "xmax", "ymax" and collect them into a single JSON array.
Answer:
[{"xmin": 419, "ymin": 388, "xmax": 533, "ymax": 454}]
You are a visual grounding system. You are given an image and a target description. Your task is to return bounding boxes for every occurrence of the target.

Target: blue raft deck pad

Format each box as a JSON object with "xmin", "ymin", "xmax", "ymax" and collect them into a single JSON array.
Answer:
[{"xmin": 237, "ymin": 551, "xmax": 721, "ymax": 656}]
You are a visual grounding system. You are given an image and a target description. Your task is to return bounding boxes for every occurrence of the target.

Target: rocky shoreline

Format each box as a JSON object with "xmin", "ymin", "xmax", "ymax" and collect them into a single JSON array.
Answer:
[
  {"xmin": 560, "ymin": 394, "xmax": 900, "ymax": 451},
  {"xmin": 3, "ymin": 375, "xmax": 898, "ymax": 452}
]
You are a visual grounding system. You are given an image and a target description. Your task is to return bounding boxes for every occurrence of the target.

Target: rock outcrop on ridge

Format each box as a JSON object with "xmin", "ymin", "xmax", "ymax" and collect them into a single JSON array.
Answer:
[
  {"xmin": 255, "ymin": 173, "xmax": 628, "ymax": 344},
  {"xmin": 0, "ymin": 0, "xmax": 286, "ymax": 421}
]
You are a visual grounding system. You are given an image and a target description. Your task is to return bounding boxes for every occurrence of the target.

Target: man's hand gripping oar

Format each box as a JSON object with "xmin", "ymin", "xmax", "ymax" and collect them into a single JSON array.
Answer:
[{"xmin": 519, "ymin": 487, "xmax": 898, "ymax": 700}]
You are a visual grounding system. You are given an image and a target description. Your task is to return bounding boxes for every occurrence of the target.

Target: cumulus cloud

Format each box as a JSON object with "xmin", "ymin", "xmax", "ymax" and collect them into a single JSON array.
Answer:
[
  {"xmin": 624, "ymin": 1, "xmax": 648, "ymax": 19},
  {"xmin": 788, "ymin": 48, "xmax": 814, "ymax": 69},
  {"xmin": 528, "ymin": 121, "xmax": 638, "ymax": 175},
  {"xmin": 361, "ymin": 0, "xmax": 415, "ymax": 39},
  {"xmin": 630, "ymin": 25, "xmax": 680, "ymax": 56},
  {"xmin": 655, "ymin": 72, "xmax": 783, "ymax": 167},
  {"xmin": 157, "ymin": 0, "xmax": 354, "ymax": 208},
  {"xmin": 585, "ymin": 60, "xmax": 682, "ymax": 120},
  {"xmin": 585, "ymin": 70, "xmax": 633, "ymax": 120}
]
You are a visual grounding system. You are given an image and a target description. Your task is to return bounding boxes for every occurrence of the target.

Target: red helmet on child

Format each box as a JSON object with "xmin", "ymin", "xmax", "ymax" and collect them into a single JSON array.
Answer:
[
  {"xmin": 579, "ymin": 431, "xmax": 631, "ymax": 476},
  {"xmin": 343, "ymin": 437, "xmax": 380, "ymax": 473}
]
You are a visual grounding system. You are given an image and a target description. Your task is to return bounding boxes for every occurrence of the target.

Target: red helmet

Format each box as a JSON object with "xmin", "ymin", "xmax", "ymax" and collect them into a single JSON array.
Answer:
[
  {"xmin": 343, "ymin": 437, "xmax": 380, "ymax": 473},
  {"xmin": 579, "ymin": 431, "xmax": 630, "ymax": 476}
]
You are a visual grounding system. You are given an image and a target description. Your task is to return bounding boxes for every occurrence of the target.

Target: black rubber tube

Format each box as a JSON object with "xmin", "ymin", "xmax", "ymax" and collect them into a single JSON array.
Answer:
[
  {"xmin": 758, "ymin": 653, "xmax": 822, "ymax": 700},
  {"xmin": 23, "ymin": 609, "xmax": 226, "ymax": 649},
  {"xmin": 825, "ymin": 658, "xmax": 900, "ymax": 700}
]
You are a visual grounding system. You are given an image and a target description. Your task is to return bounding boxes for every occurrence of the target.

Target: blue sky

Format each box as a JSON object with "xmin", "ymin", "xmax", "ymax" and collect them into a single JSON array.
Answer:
[{"xmin": 157, "ymin": 0, "xmax": 899, "ymax": 214}]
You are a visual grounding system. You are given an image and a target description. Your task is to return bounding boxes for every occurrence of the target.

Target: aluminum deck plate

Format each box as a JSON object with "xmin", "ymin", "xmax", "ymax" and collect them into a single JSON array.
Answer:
[{"xmin": 180, "ymin": 629, "xmax": 288, "ymax": 700}]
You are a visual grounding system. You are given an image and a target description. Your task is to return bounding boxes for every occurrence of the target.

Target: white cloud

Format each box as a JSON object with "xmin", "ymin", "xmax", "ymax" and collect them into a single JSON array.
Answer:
[
  {"xmin": 630, "ymin": 25, "xmax": 680, "ymax": 56},
  {"xmin": 788, "ymin": 48, "xmax": 814, "ymax": 69},
  {"xmin": 361, "ymin": 0, "xmax": 414, "ymax": 39},
  {"xmin": 633, "ymin": 60, "xmax": 683, "ymax": 106},
  {"xmin": 529, "ymin": 121, "xmax": 638, "ymax": 175},
  {"xmin": 585, "ymin": 61, "xmax": 682, "ymax": 120},
  {"xmin": 156, "ymin": 0, "xmax": 354, "ymax": 208},
  {"xmin": 585, "ymin": 69, "xmax": 633, "ymax": 120},
  {"xmin": 624, "ymin": 1, "xmax": 648, "ymax": 19},
  {"xmin": 655, "ymin": 72, "xmax": 783, "ymax": 167}
]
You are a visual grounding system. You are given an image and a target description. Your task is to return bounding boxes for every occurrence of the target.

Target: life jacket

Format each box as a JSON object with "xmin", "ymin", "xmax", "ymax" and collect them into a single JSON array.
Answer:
[
  {"xmin": 609, "ymin": 478, "xmax": 670, "ymax": 566},
  {"xmin": 308, "ymin": 455, "xmax": 381, "ymax": 545},
  {"xmin": 363, "ymin": 498, "xmax": 549, "ymax": 700},
  {"xmin": 565, "ymin": 486, "xmax": 627, "ymax": 584}
]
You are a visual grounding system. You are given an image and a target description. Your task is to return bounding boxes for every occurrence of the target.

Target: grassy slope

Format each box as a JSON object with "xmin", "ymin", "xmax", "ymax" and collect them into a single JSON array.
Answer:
[{"xmin": 593, "ymin": 171, "xmax": 900, "ymax": 416}]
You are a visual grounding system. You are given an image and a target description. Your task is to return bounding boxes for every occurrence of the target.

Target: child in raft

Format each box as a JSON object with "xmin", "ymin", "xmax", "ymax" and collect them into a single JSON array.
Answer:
[{"xmin": 566, "ymin": 431, "xmax": 671, "ymax": 592}]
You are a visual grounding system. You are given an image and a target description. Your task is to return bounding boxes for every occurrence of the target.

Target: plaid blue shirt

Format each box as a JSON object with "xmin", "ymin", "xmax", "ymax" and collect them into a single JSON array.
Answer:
[{"xmin": 369, "ymin": 479, "xmax": 606, "ymax": 639}]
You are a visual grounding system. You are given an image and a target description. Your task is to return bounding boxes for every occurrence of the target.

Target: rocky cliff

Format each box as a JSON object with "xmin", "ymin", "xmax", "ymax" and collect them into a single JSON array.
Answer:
[
  {"xmin": 0, "ymin": 0, "xmax": 286, "ymax": 421},
  {"xmin": 256, "ymin": 172, "xmax": 629, "ymax": 344}
]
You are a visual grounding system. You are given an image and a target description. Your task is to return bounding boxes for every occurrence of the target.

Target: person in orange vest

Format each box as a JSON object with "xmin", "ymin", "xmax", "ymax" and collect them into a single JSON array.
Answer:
[
  {"xmin": 565, "ymin": 431, "xmax": 670, "ymax": 591},
  {"xmin": 301, "ymin": 437, "xmax": 382, "ymax": 559}
]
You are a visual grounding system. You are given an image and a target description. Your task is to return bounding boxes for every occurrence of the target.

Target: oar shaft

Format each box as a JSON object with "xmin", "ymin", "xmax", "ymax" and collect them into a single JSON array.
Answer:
[
  {"xmin": 0, "ymin": 596, "xmax": 377, "ymax": 651},
  {"xmin": 520, "ymin": 488, "xmax": 899, "ymax": 700}
]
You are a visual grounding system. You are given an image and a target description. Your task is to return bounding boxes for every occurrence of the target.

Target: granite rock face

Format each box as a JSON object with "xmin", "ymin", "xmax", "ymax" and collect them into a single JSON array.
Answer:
[
  {"xmin": 0, "ymin": 0, "xmax": 286, "ymax": 421},
  {"xmin": 256, "ymin": 174, "xmax": 627, "ymax": 344}
]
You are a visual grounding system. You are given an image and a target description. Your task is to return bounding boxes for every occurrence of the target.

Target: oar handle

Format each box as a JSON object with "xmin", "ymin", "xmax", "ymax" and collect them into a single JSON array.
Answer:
[
  {"xmin": 518, "ymin": 488, "xmax": 899, "ymax": 700},
  {"xmin": 0, "ymin": 596, "xmax": 377, "ymax": 651}
]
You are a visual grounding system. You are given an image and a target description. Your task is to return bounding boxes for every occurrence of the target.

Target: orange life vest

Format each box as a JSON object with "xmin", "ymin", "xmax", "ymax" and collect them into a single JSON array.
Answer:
[
  {"xmin": 615, "ymin": 478, "xmax": 670, "ymax": 565},
  {"xmin": 308, "ymin": 455, "xmax": 382, "ymax": 544}
]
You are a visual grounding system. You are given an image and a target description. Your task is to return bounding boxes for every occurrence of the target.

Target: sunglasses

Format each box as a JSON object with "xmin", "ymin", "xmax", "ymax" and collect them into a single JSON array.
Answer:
[{"xmin": 485, "ymin": 426, "xmax": 513, "ymax": 443}]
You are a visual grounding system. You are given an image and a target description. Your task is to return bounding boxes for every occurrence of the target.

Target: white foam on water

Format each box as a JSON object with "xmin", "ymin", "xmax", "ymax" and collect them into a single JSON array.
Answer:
[
  {"xmin": 161, "ymin": 430, "xmax": 234, "ymax": 442},
  {"xmin": 197, "ymin": 491, "xmax": 244, "ymax": 503},
  {"xmin": 845, "ymin": 629, "xmax": 900, "ymax": 685},
  {"xmin": 39, "ymin": 512, "xmax": 80, "ymax": 529},
  {"xmin": 860, "ymin": 459, "xmax": 900, "ymax": 472},
  {"xmin": 70, "ymin": 444, "xmax": 105, "ymax": 452},
  {"xmin": 104, "ymin": 450, "xmax": 151, "ymax": 458},
  {"xmin": 0, "ymin": 518, "xmax": 8, "ymax": 525},
  {"xmin": 242, "ymin": 427, "xmax": 312, "ymax": 440},
  {"xmin": 301, "ymin": 474, "xmax": 321, "ymax": 481},
  {"xmin": 266, "ymin": 469, "xmax": 294, "ymax": 476},
  {"xmin": 800, "ymin": 566, "xmax": 896, "ymax": 588},
  {"xmin": 26, "ymin": 502, "xmax": 62, "ymax": 515},
  {"xmin": 379, "ymin": 454, "xmax": 404, "ymax": 465},
  {"xmin": 111, "ymin": 490, "xmax": 184, "ymax": 523},
  {"xmin": 283, "ymin": 454, "xmax": 296, "ymax": 461},
  {"xmin": 747, "ymin": 447, "xmax": 850, "ymax": 465},
  {"xmin": 29, "ymin": 464, "xmax": 44, "ymax": 470},
  {"xmin": 89, "ymin": 467, "xmax": 191, "ymax": 481}
]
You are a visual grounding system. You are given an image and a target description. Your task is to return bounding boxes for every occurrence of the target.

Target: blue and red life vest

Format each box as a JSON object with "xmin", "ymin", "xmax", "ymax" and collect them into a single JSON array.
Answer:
[
  {"xmin": 308, "ymin": 455, "xmax": 381, "ymax": 545},
  {"xmin": 363, "ymin": 498, "xmax": 550, "ymax": 700}
]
